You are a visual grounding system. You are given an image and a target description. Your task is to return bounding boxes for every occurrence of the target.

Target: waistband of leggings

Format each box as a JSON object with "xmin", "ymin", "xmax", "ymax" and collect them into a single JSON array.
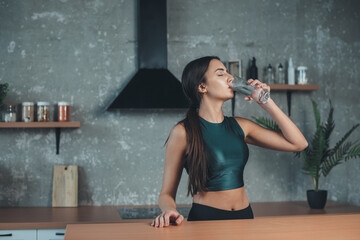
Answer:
[{"xmin": 191, "ymin": 202, "xmax": 251, "ymax": 212}]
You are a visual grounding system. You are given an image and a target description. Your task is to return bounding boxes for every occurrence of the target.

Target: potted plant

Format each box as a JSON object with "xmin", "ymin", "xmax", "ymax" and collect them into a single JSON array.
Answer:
[{"xmin": 253, "ymin": 99, "xmax": 360, "ymax": 209}]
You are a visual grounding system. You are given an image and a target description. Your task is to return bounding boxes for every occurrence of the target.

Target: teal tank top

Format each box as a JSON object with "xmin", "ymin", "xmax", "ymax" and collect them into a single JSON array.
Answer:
[{"xmin": 184, "ymin": 116, "xmax": 249, "ymax": 191}]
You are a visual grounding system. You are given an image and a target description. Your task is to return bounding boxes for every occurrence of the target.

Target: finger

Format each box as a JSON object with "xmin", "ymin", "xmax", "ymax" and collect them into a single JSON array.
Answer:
[
  {"xmin": 247, "ymin": 78, "xmax": 254, "ymax": 83},
  {"xmin": 262, "ymin": 84, "xmax": 271, "ymax": 92},
  {"xmin": 159, "ymin": 215, "xmax": 165, "ymax": 228},
  {"xmin": 250, "ymin": 79, "xmax": 261, "ymax": 86},
  {"xmin": 164, "ymin": 213, "xmax": 170, "ymax": 226},
  {"xmin": 176, "ymin": 215, "xmax": 184, "ymax": 225},
  {"xmin": 155, "ymin": 216, "xmax": 160, "ymax": 227},
  {"xmin": 244, "ymin": 96, "xmax": 252, "ymax": 101}
]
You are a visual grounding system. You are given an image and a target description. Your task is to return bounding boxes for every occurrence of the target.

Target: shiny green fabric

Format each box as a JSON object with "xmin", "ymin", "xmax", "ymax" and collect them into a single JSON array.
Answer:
[{"xmin": 197, "ymin": 116, "xmax": 249, "ymax": 191}]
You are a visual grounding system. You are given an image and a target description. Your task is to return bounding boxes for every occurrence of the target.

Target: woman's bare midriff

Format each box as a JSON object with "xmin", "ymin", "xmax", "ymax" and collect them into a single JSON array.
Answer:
[{"xmin": 192, "ymin": 186, "xmax": 250, "ymax": 211}]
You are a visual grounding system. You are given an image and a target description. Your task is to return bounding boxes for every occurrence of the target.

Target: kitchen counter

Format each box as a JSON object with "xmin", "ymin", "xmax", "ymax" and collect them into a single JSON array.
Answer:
[
  {"xmin": 1, "ymin": 201, "xmax": 360, "ymax": 229},
  {"xmin": 64, "ymin": 213, "xmax": 360, "ymax": 240}
]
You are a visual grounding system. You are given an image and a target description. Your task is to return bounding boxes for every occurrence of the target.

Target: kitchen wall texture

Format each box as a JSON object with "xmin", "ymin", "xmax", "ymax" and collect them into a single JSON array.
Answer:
[{"xmin": 0, "ymin": 0, "xmax": 359, "ymax": 207}]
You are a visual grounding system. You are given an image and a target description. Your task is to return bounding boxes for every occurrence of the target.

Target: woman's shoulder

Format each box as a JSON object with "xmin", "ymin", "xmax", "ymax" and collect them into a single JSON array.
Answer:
[
  {"xmin": 230, "ymin": 116, "xmax": 253, "ymax": 137},
  {"xmin": 170, "ymin": 122, "xmax": 187, "ymax": 140},
  {"xmin": 231, "ymin": 116, "xmax": 250, "ymax": 125}
]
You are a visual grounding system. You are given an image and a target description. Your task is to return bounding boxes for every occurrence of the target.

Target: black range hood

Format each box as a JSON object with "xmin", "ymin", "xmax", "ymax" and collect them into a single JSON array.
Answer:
[{"xmin": 107, "ymin": 0, "xmax": 188, "ymax": 110}]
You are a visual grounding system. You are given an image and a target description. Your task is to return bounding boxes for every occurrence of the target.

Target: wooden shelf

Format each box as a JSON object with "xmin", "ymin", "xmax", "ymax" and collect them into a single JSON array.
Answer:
[
  {"xmin": 0, "ymin": 121, "xmax": 81, "ymax": 154},
  {"xmin": 269, "ymin": 84, "xmax": 319, "ymax": 91},
  {"xmin": 0, "ymin": 121, "xmax": 80, "ymax": 128},
  {"xmin": 270, "ymin": 84, "xmax": 318, "ymax": 116}
]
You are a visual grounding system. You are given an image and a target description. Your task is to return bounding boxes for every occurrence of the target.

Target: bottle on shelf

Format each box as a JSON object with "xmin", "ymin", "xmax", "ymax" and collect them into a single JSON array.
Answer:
[
  {"xmin": 277, "ymin": 63, "xmax": 285, "ymax": 84},
  {"xmin": 2, "ymin": 104, "xmax": 17, "ymax": 122},
  {"xmin": 287, "ymin": 58, "xmax": 295, "ymax": 85},
  {"xmin": 297, "ymin": 66, "xmax": 308, "ymax": 84},
  {"xmin": 265, "ymin": 64, "xmax": 274, "ymax": 84},
  {"xmin": 248, "ymin": 57, "xmax": 258, "ymax": 79}
]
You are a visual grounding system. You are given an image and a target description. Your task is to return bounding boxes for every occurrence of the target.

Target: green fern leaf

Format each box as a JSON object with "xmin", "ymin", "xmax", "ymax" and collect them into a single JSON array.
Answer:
[
  {"xmin": 311, "ymin": 99, "xmax": 321, "ymax": 130},
  {"xmin": 329, "ymin": 124, "xmax": 360, "ymax": 157},
  {"xmin": 322, "ymin": 142, "xmax": 352, "ymax": 177},
  {"xmin": 344, "ymin": 143, "xmax": 360, "ymax": 161},
  {"xmin": 322, "ymin": 100, "xmax": 334, "ymax": 159},
  {"xmin": 251, "ymin": 116, "xmax": 281, "ymax": 132}
]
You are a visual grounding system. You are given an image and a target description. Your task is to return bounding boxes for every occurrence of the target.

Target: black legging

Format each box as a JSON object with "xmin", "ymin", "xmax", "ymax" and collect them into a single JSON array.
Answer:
[{"xmin": 187, "ymin": 203, "xmax": 254, "ymax": 221}]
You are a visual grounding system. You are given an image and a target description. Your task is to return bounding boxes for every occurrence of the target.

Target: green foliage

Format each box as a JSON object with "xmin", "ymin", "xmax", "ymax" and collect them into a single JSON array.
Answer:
[
  {"xmin": 251, "ymin": 116, "xmax": 281, "ymax": 132},
  {"xmin": 253, "ymin": 99, "xmax": 360, "ymax": 191},
  {"xmin": 0, "ymin": 82, "xmax": 9, "ymax": 107}
]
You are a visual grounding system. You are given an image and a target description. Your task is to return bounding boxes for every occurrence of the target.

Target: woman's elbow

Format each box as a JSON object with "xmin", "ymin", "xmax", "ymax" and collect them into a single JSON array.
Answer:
[{"xmin": 295, "ymin": 140, "xmax": 308, "ymax": 152}]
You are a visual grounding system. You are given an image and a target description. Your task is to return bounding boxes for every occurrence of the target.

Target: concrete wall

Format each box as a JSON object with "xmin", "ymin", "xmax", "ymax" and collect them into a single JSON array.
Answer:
[{"xmin": 0, "ymin": 0, "xmax": 359, "ymax": 207}]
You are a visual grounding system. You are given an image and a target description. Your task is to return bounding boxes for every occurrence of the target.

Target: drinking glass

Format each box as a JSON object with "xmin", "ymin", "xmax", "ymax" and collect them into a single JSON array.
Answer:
[{"xmin": 230, "ymin": 76, "xmax": 270, "ymax": 104}]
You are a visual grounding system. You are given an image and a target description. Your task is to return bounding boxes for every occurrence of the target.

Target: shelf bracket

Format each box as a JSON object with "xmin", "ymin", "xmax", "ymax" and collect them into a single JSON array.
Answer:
[
  {"xmin": 55, "ymin": 128, "xmax": 61, "ymax": 155},
  {"xmin": 286, "ymin": 91, "xmax": 292, "ymax": 116}
]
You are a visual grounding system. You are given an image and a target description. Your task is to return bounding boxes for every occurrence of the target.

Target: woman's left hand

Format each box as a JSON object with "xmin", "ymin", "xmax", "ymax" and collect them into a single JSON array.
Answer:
[{"xmin": 244, "ymin": 79, "xmax": 271, "ymax": 102}]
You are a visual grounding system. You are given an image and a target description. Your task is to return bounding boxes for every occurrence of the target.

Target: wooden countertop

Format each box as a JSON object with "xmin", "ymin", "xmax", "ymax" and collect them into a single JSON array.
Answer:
[
  {"xmin": 0, "ymin": 206, "xmax": 121, "ymax": 229},
  {"xmin": 65, "ymin": 213, "xmax": 360, "ymax": 240},
  {"xmin": 1, "ymin": 201, "xmax": 360, "ymax": 230}
]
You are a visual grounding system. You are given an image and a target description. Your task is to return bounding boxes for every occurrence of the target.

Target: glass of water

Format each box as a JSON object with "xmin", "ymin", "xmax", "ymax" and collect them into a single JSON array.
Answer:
[{"xmin": 230, "ymin": 76, "xmax": 270, "ymax": 104}]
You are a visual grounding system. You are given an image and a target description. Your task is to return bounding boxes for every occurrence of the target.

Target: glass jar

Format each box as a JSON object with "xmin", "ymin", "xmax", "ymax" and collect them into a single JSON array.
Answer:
[
  {"xmin": 58, "ymin": 102, "xmax": 70, "ymax": 122},
  {"xmin": 2, "ymin": 104, "xmax": 17, "ymax": 122},
  {"xmin": 297, "ymin": 66, "xmax": 308, "ymax": 84},
  {"xmin": 37, "ymin": 102, "xmax": 50, "ymax": 122},
  {"xmin": 22, "ymin": 102, "xmax": 34, "ymax": 122}
]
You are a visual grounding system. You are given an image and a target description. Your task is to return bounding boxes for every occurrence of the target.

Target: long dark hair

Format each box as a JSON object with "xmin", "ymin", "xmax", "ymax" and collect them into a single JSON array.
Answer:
[{"xmin": 178, "ymin": 56, "xmax": 220, "ymax": 197}]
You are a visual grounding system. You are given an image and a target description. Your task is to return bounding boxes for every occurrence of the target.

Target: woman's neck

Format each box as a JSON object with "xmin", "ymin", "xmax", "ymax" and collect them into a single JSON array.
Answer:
[{"xmin": 198, "ymin": 99, "xmax": 224, "ymax": 123}]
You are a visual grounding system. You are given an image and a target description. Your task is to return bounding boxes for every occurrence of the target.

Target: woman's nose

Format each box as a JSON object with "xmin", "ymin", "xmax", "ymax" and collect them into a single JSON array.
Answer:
[{"xmin": 227, "ymin": 73, "xmax": 234, "ymax": 82}]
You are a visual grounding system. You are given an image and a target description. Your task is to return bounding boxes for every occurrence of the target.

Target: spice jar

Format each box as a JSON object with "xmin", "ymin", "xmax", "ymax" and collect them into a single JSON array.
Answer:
[
  {"xmin": 37, "ymin": 102, "xmax": 50, "ymax": 122},
  {"xmin": 2, "ymin": 104, "xmax": 17, "ymax": 122},
  {"xmin": 58, "ymin": 102, "xmax": 70, "ymax": 122},
  {"xmin": 22, "ymin": 102, "xmax": 34, "ymax": 122}
]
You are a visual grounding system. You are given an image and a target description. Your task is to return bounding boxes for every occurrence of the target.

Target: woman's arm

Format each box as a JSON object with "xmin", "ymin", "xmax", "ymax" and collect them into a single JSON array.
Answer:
[
  {"xmin": 151, "ymin": 123, "xmax": 187, "ymax": 228},
  {"xmin": 237, "ymin": 80, "xmax": 308, "ymax": 152}
]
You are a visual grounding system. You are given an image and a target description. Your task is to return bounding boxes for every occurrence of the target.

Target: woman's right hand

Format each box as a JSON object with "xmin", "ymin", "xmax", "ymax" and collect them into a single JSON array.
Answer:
[{"xmin": 151, "ymin": 209, "xmax": 184, "ymax": 228}]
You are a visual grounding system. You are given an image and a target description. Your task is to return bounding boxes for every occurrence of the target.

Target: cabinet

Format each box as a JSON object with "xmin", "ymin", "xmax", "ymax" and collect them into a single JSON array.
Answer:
[
  {"xmin": 0, "ymin": 229, "xmax": 36, "ymax": 240},
  {"xmin": 0, "ymin": 229, "xmax": 65, "ymax": 240},
  {"xmin": 0, "ymin": 122, "xmax": 80, "ymax": 154},
  {"xmin": 37, "ymin": 229, "xmax": 66, "ymax": 240}
]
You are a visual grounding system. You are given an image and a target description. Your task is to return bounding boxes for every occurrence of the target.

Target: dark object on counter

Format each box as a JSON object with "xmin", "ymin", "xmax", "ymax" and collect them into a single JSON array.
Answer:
[{"xmin": 307, "ymin": 190, "xmax": 328, "ymax": 209}]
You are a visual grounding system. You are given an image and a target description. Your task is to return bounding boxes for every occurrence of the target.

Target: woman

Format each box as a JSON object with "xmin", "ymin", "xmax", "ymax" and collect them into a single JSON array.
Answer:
[{"xmin": 151, "ymin": 56, "xmax": 308, "ymax": 227}]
